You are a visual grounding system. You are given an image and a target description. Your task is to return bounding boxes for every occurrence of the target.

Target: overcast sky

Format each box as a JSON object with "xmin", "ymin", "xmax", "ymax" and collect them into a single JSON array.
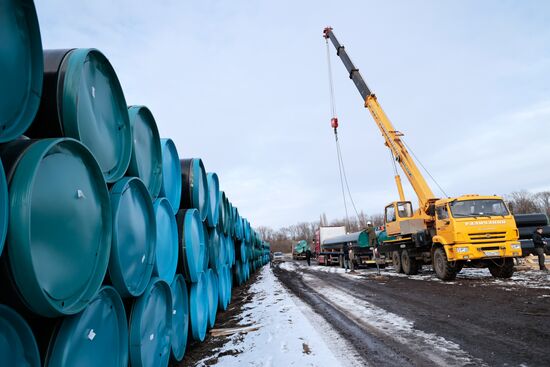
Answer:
[{"xmin": 35, "ymin": 0, "xmax": 550, "ymax": 229}]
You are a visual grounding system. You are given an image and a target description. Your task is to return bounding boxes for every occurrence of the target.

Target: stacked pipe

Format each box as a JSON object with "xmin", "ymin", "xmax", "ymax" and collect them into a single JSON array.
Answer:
[
  {"xmin": 0, "ymin": 1, "xmax": 266, "ymax": 366},
  {"xmin": 514, "ymin": 214, "xmax": 550, "ymax": 256}
]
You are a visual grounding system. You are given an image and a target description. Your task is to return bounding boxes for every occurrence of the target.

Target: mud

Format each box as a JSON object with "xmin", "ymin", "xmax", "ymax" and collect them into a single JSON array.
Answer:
[{"xmin": 274, "ymin": 261, "xmax": 550, "ymax": 367}]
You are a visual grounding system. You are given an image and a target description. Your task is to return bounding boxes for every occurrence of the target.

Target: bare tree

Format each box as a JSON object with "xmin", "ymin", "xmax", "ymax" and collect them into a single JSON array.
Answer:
[
  {"xmin": 535, "ymin": 191, "xmax": 550, "ymax": 217},
  {"xmin": 256, "ymin": 226, "xmax": 274, "ymax": 242},
  {"xmin": 506, "ymin": 191, "xmax": 540, "ymax": 214},
  {"xmin": 371, "ymin": 214, "xmax": 385, "ymax": 227}
]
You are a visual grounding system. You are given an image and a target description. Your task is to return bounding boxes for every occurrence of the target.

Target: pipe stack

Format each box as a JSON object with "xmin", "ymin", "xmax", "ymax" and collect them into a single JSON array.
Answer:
[{"xmin": 0, "ymin": 1, "xmax": 269, "ymax": 366}]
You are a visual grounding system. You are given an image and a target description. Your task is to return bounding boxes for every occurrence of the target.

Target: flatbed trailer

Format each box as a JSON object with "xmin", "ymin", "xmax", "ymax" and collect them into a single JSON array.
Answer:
[
  {"xmin": 322, "ymin": 230, "xmax": 388, "ymax": 268},
  {"xmin": 318, "ymin": 250, "xmax": 344, "ymax": 266},
  {"xmin": 292, "ymin": 252, "xmax": 307, "ymax": 260}
]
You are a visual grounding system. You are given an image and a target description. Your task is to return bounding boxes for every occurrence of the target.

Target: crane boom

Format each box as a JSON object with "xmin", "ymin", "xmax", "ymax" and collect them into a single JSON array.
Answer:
[{"xmin": 323, "ymin": 27, "xmax": 436, "ymax": 213}]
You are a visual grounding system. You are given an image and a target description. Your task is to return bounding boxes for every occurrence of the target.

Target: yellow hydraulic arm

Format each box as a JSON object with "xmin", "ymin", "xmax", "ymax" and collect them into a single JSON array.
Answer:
[{"xmin": 323, "ymin": 27, "xmax": 436, "ymax": 214}]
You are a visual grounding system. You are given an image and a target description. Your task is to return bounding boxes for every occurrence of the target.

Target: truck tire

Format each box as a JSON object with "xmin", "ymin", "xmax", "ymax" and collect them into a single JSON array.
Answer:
[
  {"xmin": 488, "ymin": 258, "xmax": 514, "ymax": 278},
  {"xmin": 433, "ymin": 247, "xmax": 458, "ymax": 281},
  {"xmin": 392, "ymin": 251, "xmax": 403, "ymax": 273},
  {"xmin": 401, "ymin": 250, "xmax": 419, "ymax": 275}
]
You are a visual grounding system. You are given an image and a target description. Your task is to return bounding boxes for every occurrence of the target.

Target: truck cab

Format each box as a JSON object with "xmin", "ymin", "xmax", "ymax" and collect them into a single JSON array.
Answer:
[
  {"xmin": 384, "ymin": 201, "xmax": 427, "ymax": 237},
  {"xmin": 433, "ymin": 195, "xmax": 521, "ymax": 262}
]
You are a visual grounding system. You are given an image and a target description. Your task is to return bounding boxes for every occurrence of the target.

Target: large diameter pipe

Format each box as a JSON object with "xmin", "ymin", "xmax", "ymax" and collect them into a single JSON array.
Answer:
[
  {"xmin": 0, "ymin": 304, "xmax": 40, "ymax": 367},
  {"xmin": 189, "ymin": 271, "xmax": 208, "ymax": 342},
  {"xmin": 129, "ymin": 277, "xmax": 172, "ymax": 367},
  {"xmin": 179, "ymin": 158, "xmax": 209, "ymax": 221},
  {"xmin": 159, "ymin": 139, "xmax": 181, "ymax": 215},
  {"xmin": 0, "ymin": 0, "xmax": 43, "ymax": 143},
  {"xmin": 152, "ymin": 197, "xmax": 178, "ymax": 284},
  {"xmin": 45, "ymin": 286, "xmax": 128, "ymax": 367},
  {"xmin": 205, "ymin": 172, "xmax": 220, "ymax": 228},
  {"xmin": 176, "ymin": 209, "xmax": 205, "ymax": 283},
  {"xmin": 108, "ymin": 177, "xmax": 155, "ymax": 298},
  {"xmin": 0, "ymin": 138, "xmax": 111, "ymax": 316},
  {"xmin": 127, "ymin": 106, "xmax": 163, "ymax": 198},
  {"xmin": 27, "ymin": 48, "xmax": 132, "ymax": 183},
  {"xmin": 169, "ymin": 274, "xmax": 189, "ymax": 362}
]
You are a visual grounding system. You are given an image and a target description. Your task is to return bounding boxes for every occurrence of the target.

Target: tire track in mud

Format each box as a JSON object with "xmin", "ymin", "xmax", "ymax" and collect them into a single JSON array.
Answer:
[{"xmin": 275, "ymin": 262, "xmax": 550, "ymax": 366}]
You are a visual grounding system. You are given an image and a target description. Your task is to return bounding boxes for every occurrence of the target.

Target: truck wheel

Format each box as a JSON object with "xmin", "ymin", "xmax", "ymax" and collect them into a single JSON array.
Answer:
[
  {"xmin": 392, "ymin": 251, "xmax": 403, "ymax": 273},
  {"xmin": 401, "ymin": 250, "xmax": 419, "ymax": 275},
  {"xmin": 488, "ymin": 258, "xmax": 514, "ymax": 278},
  {"xmin": 433, "ymin": 247, "xmax": 458, "ymax": 281}
]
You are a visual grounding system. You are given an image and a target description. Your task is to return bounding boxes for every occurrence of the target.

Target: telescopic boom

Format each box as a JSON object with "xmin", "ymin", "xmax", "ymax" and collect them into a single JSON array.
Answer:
[{"xmin": 323, "ymin": 27, "xmax": 436, "ymax": 213}]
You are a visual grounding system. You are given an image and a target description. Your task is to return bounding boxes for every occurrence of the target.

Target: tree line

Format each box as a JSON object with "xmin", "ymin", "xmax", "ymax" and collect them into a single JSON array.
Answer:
[{"xmin": 257, "ymin": 190, "xmax": 550, "ymax": 253}]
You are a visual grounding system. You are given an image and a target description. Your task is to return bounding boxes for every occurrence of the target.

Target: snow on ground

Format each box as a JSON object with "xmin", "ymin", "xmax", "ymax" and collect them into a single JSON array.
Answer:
[
  {"xmin": 200, "ymin": 265, "xmax": 356, "ymax": 367},
  {"xmin": 281, "ymin": 261, "xmax": 365, "ymax": 280},
  {"xmin": 300, "ymin": 272, "xmax": 488, "ymax": 366},
  {"xmin": 197, "ymin": 260, "xmax": 548, "ymax": 366}
]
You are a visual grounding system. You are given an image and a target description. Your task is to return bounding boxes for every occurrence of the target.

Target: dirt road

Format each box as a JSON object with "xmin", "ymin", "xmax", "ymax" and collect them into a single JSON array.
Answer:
[{"xmin": 274, "ymin": 261, "xmax": 550, "ymax": 367}]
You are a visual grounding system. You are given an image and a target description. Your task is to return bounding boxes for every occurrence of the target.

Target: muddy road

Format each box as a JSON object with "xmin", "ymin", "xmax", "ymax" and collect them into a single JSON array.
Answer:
[{"xmin": 274, "ymin": 261, "xmax": 550, "ymax": 367}]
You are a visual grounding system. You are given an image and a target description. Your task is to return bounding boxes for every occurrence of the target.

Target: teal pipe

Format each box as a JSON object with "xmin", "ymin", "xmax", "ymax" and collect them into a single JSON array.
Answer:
[
  {"xmin": 0, "ymin": 0, "xmax": 42, "ymax": 142},
  {"xmin": 127, "ymin": 106, "xmax": 163, "ymax": 198},
  {"xmin": 2, "ymin": 138, "xmax": 111, "ymax": 316},
  {"xmin": 109, "ymin": 177, "xmax": 155, "ymax": 298},
  {"xmin": 0, "ymin": 304, "xmax": 40, "ymax": 367},
  {"xmin": 129, "ymin": 278, "xmax": 172, "ymax": 367},
  {"xmin": 45, "ymin": 286, "xmax": 128, "ymax": 367}
]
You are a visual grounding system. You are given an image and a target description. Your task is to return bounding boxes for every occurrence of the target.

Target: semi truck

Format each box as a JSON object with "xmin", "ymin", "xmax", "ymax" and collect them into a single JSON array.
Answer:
[
  {"xmin": 292, "ymin": 240, "xmax": 310, "ymax": 260},
  {"xmin": 324, "ymin": 27, "xmax": 521, "ymax": 280},
  {"xmin": 314, "ymin": 226, "xmax": 346, "ymax": 265}
]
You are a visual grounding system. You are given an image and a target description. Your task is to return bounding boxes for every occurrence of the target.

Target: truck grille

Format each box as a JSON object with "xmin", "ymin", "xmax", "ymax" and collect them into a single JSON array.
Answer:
[{"xmin": 468, "ymin": 232, "xmax": 506, "ymax": 242}]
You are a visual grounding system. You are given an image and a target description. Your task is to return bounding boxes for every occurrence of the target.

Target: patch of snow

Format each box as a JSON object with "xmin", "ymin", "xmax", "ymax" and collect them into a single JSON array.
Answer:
[
  {"xmin": 199, "ymin": 266, "xmax": 355, "ymax": 367},
  {"xmin": 277, "ymin": 261, "xmax": 297, "ymax": 272},
  {"xmin": 292, "ymin": 263, "xmax": 368, "ymax": 280}
]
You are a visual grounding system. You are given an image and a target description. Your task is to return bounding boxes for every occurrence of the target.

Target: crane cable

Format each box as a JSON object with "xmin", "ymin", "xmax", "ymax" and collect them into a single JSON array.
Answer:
[
  {"xmin": 401, "ymin": 138, "xmax": 449, "ymax": 198},
  {"xmin": 336, "ymin": 133, "xmax": 363, "ymax": 225},
  {"xmin": 325, "ymin": 38, "xmax": 363, "ymax": 229}
]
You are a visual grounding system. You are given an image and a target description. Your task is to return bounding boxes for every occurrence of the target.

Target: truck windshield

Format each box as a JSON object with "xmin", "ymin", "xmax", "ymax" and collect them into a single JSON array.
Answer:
[{"xmin": 449, "ymin": 199, "xmax": 509, "ymax": 218}]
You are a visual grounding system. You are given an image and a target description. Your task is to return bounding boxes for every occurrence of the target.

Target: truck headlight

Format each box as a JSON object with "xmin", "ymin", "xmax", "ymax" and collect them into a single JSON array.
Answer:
[
  {"xmin": 456, "ymin": 247, "xmax": 469, "ymax": 253},
  {"xmin": 511, "ymin": 243, "xmax": 521, "ymax": 250}
]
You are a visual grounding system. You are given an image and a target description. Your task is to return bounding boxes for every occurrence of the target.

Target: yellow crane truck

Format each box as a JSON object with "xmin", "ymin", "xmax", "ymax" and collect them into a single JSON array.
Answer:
[{"xmin": 324, "ymin": 27, "xmax": 521, "ymax": 280}]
